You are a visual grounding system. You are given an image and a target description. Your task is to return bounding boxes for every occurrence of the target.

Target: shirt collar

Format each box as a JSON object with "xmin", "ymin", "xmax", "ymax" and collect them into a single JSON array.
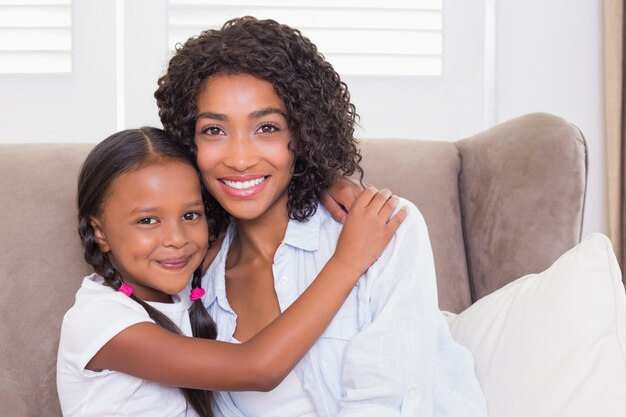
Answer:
[
  {"xmin": 202, "ymin": 224, "xmax": 234, "ymax": 310},
  {"xmin": 282, "ymin": 203, "xmax": 325, "ymax": 251},
  {"xmin": 202, "ymin": 203, "xmax": 328, "ymax": 307}
]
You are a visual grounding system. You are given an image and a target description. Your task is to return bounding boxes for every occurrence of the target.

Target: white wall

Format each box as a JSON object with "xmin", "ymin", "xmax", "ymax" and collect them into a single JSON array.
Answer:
[{"xmin": 495, "ymin": 0, "xmax": 606, "ymax": 236}]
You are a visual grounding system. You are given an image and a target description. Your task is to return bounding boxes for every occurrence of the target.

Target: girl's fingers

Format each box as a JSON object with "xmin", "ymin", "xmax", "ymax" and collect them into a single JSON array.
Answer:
[
  {"xmin": 365, "ymin": 188, "xmax": 393, "ymax": 212},
  {"xmin": 320, "ymin": 191, "xmax": 348, "ymax": 224},
  {"xmin": 378, "ymin": 194, "xmax": 400, "ymax": 221},
  {"xmin": 386, "ymin": 205, "xmax": 408, "ymax": 231},
  {"xmin": 349, "ymin": 187, "xmax": 406, "ymax": 231},
  {"xmin": 352, "ymin": 187, "xmax": 391, "ymax": 212},
  {"xmin": 351, "ymin": 186, "xmax": 378, "ymax": 210}
]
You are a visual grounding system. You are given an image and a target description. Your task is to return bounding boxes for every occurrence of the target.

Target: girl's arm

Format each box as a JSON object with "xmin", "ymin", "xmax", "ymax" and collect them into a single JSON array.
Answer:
[{"xmin": 88, "ymin": 187, "xmax": 407, "ymax": 391}]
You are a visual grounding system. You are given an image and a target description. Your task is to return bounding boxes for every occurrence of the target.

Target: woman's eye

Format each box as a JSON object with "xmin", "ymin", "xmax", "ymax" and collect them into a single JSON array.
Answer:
[
  {"xmin": 258, "ymin": 123, "xmax": 279, "ymax": 134},
  {"xmin": 201, "ymin": 126, "xmax": 223, "ymax": 136},
  {"xmin": 137, "ymin": 217, "xmax": 158, "ymax": 225},
  {"xmin": 183, "ymin": 212, "xmax": 201, "ymax": 221}
]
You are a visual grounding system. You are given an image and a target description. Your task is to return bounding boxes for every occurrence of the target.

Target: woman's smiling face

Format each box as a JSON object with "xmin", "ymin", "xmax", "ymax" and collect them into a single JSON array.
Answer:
[{"xmin": 193, "ymin": 73, "xmax": 294, "ymax": 223}]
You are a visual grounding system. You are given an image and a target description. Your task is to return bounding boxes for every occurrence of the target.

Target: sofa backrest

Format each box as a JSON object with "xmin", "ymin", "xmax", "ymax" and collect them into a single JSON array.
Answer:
[{"xmin": 0, "ymin": 112, "xmax": 587, "ymax": 417}]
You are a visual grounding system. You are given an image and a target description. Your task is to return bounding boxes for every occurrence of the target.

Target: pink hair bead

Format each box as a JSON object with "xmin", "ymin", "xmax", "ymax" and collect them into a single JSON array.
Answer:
[
  {"xmin": 118, "ymin": 282, "xmax": 134, "ymax": 297},
  {"xmin": 190, "ymin": 287, "xmax": 205, "ymax": 301}
]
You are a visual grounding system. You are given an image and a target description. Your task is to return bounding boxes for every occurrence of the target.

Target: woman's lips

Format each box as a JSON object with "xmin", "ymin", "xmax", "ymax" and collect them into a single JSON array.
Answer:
[{"xmin": 218, "ymin": 175, "xmax": 269, "ymax": 198}]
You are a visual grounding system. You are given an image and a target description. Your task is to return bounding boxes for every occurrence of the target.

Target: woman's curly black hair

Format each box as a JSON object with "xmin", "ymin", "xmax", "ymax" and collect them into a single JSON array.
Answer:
[{"xmin": 155, "ymin": 16, "xmax": 363, "ymax": 232}]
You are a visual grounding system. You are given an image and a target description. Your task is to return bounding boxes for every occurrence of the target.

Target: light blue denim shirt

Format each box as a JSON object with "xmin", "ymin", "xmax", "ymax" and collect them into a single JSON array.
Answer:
[{"xmin": 201, "ymin": 200, "xmax": 488, "ymax": 417}]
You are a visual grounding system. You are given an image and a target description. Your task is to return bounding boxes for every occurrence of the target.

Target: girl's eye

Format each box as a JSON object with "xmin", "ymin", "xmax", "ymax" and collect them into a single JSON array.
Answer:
[
  {"xmin": 257, "ymin": 123, "xmax": 279, "ymax": 134},
  {"xmin": 183, "ymin": 212, "xmax": 201, "ymax": 221},
  {"xmin": 137, "ymin": 217, "xmax": 158, "ymax": 225}
]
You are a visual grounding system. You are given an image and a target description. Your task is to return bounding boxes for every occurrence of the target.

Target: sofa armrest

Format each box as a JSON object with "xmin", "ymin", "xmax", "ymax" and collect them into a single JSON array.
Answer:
[{"xmin": 457, "ymin": 112, "xmax": 588, "ymax": 301}]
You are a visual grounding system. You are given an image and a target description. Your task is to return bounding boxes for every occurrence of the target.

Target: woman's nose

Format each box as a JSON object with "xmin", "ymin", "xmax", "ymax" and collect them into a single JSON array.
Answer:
[{"xmin": 223, "ymin": 134, "xmax": 258, "ymax": 172}]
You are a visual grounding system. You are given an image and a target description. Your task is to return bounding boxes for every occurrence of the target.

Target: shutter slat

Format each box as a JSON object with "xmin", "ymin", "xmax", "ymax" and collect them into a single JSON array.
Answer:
[
  {"xmin": 168, "ymin": 0, "xmax": 442, "ymax": 10},
  {"xmin": 0, "ymin": 6, "xmax": 71, "ymax": 27},
  {"xmin": 169, "ymin": 8, "xmax": 442, "ymax": 31},
  {"xmin": 0, "ymin": 0, "xmax": 70, "ymax": 5},
  {"xmin": 0, "ymin": 51, "xmax": 71, "ymax": 73}
]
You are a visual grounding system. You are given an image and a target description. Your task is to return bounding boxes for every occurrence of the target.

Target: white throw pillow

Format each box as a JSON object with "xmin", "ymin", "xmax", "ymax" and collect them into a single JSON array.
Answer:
[{"xmin": 447, "ymin": 233, "xmax": 626, "ymax": 417}]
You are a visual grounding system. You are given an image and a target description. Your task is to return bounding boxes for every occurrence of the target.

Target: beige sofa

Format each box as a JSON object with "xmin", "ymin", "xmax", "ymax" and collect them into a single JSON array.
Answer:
[{"xmin": 0, "ymin": 113, "xmax": 588, "ymax": 416}]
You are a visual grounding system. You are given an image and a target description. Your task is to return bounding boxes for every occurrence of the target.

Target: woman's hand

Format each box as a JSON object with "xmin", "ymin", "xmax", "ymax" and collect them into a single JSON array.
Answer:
[
  {"xmin": 321, "ymin": 177, "xmax": 366, "ymax": 224},
  {"xmin": 332, "ymin": 187, "xmax": 408, "ymax": 277}
]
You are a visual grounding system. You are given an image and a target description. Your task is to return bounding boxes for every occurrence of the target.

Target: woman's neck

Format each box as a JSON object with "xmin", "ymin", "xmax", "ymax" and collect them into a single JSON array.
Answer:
[{"xmin": 229, "ymin": 200, "xmax": 290, "ymax": 266}]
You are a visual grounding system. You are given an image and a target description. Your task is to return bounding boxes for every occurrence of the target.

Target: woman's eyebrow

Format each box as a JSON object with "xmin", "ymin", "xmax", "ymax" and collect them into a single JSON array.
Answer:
[
  {"xmin": 196, "ymin": 111, "xmax": 226, "ymax": 121},
  {"xmin": 249, "ymin": 107, "xmax": 287, "ymax": 119},
  {"xmin": 196, "ymin": 107, "xmax": 287, "ymax": 121}
]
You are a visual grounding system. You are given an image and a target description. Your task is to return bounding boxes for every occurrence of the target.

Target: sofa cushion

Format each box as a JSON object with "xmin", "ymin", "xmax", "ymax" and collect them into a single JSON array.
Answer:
[{"xmin": 447, "ymin": 233, "xmax": 626, "ymax": 417}]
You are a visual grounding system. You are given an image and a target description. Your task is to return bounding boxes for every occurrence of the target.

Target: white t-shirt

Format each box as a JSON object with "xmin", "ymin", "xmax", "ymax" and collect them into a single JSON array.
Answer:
[
  {"xmin": 57, "ymin": 273, "xmax": 199, "ymax": 417},
  {"xmin": 229, "ymin": 337, "xmax": 319, "ymax": 417}
]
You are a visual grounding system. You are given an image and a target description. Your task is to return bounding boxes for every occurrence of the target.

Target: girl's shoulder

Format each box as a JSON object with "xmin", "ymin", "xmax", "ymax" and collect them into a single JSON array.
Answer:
[
  {"xmin": 62, "ymin": 274, "xmax": 152, "ymax": 338},
  {"xmin": 59, "ymin": 275, "xmax": 155, "ymax": 374},
  {"xmin": 71, "ymin": 274, "xmax": 145, "ymax": 311}
]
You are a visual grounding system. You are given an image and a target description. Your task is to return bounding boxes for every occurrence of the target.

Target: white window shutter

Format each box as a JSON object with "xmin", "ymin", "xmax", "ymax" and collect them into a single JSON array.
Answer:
[
  {"xmin": 0, "ymin": 0, "xmax": 73, "ymax": 73},
  {"xmin": 166, "ymin": 0, "xmax": 443, "ymax": 76}
]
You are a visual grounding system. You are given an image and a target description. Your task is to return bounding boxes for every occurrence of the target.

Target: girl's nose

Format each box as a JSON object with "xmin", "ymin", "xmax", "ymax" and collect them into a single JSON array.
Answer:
[{"xmin": 162, "ymin": 222, "xmax": 187, "ymax": 248}]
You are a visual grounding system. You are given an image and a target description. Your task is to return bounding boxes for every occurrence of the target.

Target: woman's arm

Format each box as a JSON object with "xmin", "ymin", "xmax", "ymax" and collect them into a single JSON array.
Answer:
[{"xmin": 87, "ymin": 187, "xmax": 407, "ymax": 391}]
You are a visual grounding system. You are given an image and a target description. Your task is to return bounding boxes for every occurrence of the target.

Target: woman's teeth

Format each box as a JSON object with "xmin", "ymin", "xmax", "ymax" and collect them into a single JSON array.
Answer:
[{"xmin": 222, "ymin": 177, "xmax": 266, "ymax": 189}]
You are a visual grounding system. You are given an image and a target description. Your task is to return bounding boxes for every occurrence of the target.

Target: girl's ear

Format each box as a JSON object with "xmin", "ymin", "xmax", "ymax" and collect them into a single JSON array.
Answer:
[{"xmin": 90, "ymin": 217, "xmax": 111, "ymax": 253}]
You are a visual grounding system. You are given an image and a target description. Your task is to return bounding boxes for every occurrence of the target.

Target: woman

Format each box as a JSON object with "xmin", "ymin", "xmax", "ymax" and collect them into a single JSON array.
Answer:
[{"xmin": 155, "ymin": 16, "xmax": 487, "ymax": 417}]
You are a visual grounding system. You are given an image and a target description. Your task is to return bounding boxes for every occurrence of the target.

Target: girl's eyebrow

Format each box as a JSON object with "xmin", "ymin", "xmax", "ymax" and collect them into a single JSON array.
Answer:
[
  {"xmin": 186, "ymin": 200, "xmax": 205, "ymax": 209},
  {"xmin": 129, "ymin": 206, "xmax": 159, "ymax": 215},
  {"xmin": 128, "ymin": 200, "xmax": 204, "ymax": 215}
]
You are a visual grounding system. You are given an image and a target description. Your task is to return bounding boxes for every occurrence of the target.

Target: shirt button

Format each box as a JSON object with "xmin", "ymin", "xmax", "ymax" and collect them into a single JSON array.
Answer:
[
  {"xmin": 280, "ymin": 276, "xmax": 289, "ymax": 284},
  {"xmin": 408, "ymin": 389, "xmax": 417, "ymax": 399}
]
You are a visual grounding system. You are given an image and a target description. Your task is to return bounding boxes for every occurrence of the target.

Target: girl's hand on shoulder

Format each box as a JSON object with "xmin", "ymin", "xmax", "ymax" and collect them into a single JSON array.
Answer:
[
  {"xmin": 333, "ymin": 187, "xmax": 408, "ymax": 276},
  {"xmin": 321, "ymin": 176, "xmax": 364, "ymax": 224}
]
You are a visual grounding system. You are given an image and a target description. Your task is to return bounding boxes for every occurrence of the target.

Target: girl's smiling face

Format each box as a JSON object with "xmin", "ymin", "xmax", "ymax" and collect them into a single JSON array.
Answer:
[
  {"xmin": 193, "ymin": 73, "xmax": 294, "ymax": 224},
  {"xmin": 90, "ymin": 160, "xmax": 208, "ymax": 302}
]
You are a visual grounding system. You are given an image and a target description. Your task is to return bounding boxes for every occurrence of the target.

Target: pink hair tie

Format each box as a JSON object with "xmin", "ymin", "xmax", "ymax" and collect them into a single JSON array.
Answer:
[
  {"xmin": 118, "ymin": 283, "xmax": 134, "ymax": 297},
  {"xmin": 190, "ymin": 287, "xmax": 205, "ymax": 301}
]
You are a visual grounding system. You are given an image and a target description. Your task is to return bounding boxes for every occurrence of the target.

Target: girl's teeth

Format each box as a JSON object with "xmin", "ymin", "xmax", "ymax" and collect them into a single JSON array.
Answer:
[{"xmin": 223, "ymin": 177, "xmax": 265, "ymax": 189}]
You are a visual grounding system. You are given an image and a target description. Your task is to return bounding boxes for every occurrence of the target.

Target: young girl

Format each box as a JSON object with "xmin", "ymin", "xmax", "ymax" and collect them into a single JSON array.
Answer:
[
  {"xmin": 56, "ymin": 127, "xmax": 405, "ymax": 416},
  {"xmin": 155, "ymin": 17, "xmax": 487, "ymax": 417}
]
